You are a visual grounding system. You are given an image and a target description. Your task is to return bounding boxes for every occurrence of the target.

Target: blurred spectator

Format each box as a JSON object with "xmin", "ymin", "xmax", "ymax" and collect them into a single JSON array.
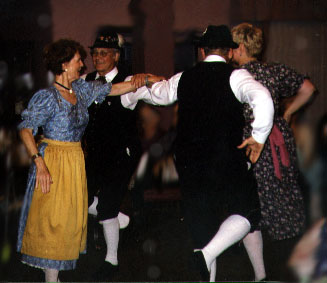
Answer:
[
  {"xmin": 132, "ymin": 103, "xmax": 179, "ymax": 233},
  {"xmin": 293, "ymin": 113, "xmax": 327, "ymax": 224},
  {"xmin": 288, "ymin": 218, "xmax": 327, "ymax": 282}
]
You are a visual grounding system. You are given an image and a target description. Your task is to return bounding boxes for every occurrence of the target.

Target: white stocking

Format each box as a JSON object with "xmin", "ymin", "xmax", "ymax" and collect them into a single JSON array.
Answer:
[
  {"xmin": 89, "ymin": 196, "xmax": 129, "ymax": 230},
  {"xmin": 243, "ymin": 230, "xmax": 266, "ymax": 281},
  {"xmin": 118, "ymin": 212, "xmax": 130, "ymax": 229},
  {"xmin": 202, "ymin": 215, "xmax": 251, "ymax": 270},
  {"xmin": 44, "ymin": 269, "xmax": 59, "ymax": 282},
  {"xmin": 209, "ymin": 259, "xmax": 217, "ymax": 282},
  {"xmin": 88, "ymin": 196, "xmax": 98, "ymax": 216},
  {"xmin": 102, "ymin": 217, "xmax": 120, "ymax": 265}
]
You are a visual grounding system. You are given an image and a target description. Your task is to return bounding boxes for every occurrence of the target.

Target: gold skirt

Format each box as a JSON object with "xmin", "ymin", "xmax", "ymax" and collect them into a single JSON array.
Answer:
[{"xmin": 21, "ymin": 139, "xmax": 88, "ymax": 261}]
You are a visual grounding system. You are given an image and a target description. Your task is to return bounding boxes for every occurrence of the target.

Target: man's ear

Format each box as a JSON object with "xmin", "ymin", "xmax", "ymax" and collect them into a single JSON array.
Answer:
[
  {"xmin": 114, "ymin": 52, "xmax": 120, "ymax": 64},
  {"xmin": 199, "ymin": 48, "xmax": 206, "ymax": 60}
]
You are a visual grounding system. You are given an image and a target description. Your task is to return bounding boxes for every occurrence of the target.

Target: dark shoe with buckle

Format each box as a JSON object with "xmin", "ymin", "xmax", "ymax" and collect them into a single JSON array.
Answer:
[
  {"xmin": 92, "ymin": 261, "xmax": 119, "ymax": 282},
  {"xmin": 192, "ymin": 251, "xmax": 209, "ymax": 282}
]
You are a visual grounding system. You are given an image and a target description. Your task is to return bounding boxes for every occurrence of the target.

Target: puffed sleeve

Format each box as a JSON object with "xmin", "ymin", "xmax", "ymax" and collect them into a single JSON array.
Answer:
[
  {"xmin": 274, "ymin": 63, "xmax": 306, "ymax": 98},
  {"xmin": 73, "ymin": 78, "xmax": 112, "ymax": 107},
  {"xmin": 18, "ymin": 89, "xmax": 56, "ymax": 135}
]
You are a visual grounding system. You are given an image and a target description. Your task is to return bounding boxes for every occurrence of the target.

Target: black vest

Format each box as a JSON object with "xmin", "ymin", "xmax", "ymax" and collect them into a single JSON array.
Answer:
[
  {"xmin": 175, "ymin": 62, "xmax": 248, "ymax": 181},
  {"xmin": 83, "ymin": 70, "xmax": 141, "ymax": 156}
]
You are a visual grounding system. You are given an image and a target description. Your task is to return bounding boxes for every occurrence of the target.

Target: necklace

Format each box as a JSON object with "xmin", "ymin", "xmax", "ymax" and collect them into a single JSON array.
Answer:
[{"xmin": 55, "ymin": 81, "xmax": 73, "ymax": 93}]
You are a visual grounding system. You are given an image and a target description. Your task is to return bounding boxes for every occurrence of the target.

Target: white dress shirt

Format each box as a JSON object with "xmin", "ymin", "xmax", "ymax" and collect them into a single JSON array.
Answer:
[
  {"xmin": 82, "ymin": 67, "xmax": 126, "ymax": 105},
  {"xmin": 122, "ymin": 55, "xmax": 274, "ymax": 144},
  {"xmin": 95, "ymin": 67, "xmax": 118, "ymax": 82}
]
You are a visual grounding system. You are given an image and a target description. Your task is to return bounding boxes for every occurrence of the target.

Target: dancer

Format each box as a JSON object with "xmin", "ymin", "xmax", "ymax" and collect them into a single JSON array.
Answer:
[
  {"xmin": 231, "ymin": 22, "xmax": 316, "ymax": 281},
  {"xmin": 16, "ymin": 38, "xmax": 160, "ymax": 282},
  {"xmin": 121, "ymin": 25, "xmax": 274, "ymax": 281}
]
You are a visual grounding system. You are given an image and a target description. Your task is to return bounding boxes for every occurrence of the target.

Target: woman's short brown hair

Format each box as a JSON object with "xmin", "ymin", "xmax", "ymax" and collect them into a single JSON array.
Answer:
[
  {"xmin": 43, "ymin": 39, "xmax": 86, "ymax": 75},
  {"xmin": 231, "ymin": 23, "xmax": 263, "ymax": 58}
]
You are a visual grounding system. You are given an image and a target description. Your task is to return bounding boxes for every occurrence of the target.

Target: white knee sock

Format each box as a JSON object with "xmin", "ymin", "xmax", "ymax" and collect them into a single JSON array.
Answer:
[
  {"xmin": 118, "ymin": 212, "xmax": 130, "ymax": 229},
  {"xmin": 102, "ymin": 217, "xmax": 119, "ymax": 265},
  {"xmin": 44, "ymin": 269, "xmax": 59, "ymax": 282},
  {"xmin": 209, "ymin": 259, "xmax": 217, "ymax": 282},
  {"xmin": 90, "ymin": 195, "xmax": 129, "ymax": 230},
  {"xmin": 88, "ymin": 196, "xmax": 98, "ymax": 216},
  {"xmin": 89, "ymin": 196, "xmax": 129, "ymax": 230},
  {"xmin": 202, "ymin": 214, "xmax": 251, "ymax": 271},
  {"xmin": 243, "ymin": 230, "xmax": 266, "ymax": 281}
]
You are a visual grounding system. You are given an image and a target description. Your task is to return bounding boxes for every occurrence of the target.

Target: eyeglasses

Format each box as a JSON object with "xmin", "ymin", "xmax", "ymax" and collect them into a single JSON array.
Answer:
[{"xmin": 90, "ymin": 50, "xmax": 111, "ymax": 57}]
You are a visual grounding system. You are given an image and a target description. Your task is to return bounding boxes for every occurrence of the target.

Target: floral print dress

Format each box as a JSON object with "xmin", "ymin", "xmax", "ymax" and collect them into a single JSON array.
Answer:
[{"xmin": 242, "ymin": 61, "xmax": 306, "ymax": 240}]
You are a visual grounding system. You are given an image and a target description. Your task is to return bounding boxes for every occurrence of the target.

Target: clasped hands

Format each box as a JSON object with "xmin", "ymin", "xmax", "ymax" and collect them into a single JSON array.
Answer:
[{"xmin": 130, "ymin": 73, "xmax": 165, "ymax": 90}]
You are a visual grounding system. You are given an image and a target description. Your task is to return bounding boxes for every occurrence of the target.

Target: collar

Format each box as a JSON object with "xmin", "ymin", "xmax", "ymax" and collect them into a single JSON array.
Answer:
[
  {"xmin": 95, "ymin": 67, "xmax": 118, "ymax": 82},
  {"xmin": 204, "ymin": 55, "xmax": 226, "ymax": 63}
]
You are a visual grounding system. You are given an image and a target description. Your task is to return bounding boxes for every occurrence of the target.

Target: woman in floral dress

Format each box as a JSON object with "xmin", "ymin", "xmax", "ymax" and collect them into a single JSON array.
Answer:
[{"xmin": 231, "ymin": 23, "xmax": 315, "ymax": 281}]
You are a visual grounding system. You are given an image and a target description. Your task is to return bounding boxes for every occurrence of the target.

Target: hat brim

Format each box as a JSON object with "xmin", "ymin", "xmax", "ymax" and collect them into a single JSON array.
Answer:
[
  {"xmin": 196, "ymin": 40, "xmax": 239, "ymax": 49},
  {"xmin": 89, "ymin": 43, "xmax": 122, "ymax": 49}
]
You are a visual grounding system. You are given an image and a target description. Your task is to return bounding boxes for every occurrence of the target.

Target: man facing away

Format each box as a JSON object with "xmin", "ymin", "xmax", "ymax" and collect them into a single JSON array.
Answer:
[
  {"xmin": 83, "ymin": 33, "xmax": 142, "ymax": 281},
  {"xmin": 122, "ymin": 25, "xmax": 274, "ymax": 281}
]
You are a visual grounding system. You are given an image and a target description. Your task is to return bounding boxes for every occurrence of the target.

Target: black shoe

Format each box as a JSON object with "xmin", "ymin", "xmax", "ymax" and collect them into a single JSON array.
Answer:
[
  {"xmin": 92, "ymin": 261, "xmax": 119, "ymax": 281},
  {"xmin": 192, "ymin": 251, "xmax": 209, "ymax": 282},
  {"xmin": 256, "ymin": 277, "xmax": 270, "ymax": 282}
]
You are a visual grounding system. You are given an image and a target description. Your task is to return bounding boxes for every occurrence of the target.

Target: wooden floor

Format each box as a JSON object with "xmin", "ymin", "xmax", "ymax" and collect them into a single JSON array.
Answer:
[{"xmin": 0, "ymin": 187, "xmax": 301, "ymax": 282}]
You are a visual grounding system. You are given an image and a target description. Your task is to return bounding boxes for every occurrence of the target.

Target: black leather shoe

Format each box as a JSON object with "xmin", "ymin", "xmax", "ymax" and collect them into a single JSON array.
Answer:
[
  {"xmin": 192, "ymin": 251, "xmax": 210, "ymax": 282},
  {"xmin": 92, "ymin": 261, "xmax": 119, "ymax": 281},
  {"xmin": 258, "ymin": 277, "xmax": 270, "ymax": 282}
]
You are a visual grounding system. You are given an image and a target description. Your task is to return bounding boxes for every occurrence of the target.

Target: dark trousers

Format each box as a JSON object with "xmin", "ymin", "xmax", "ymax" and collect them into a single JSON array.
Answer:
[
  {"xmin": 86, "ymin": 147, "xmax": 141, "ymax": 221},
  {"xmin": 176, "ymin": 158, "xmax": 261, "ymax": 250}
]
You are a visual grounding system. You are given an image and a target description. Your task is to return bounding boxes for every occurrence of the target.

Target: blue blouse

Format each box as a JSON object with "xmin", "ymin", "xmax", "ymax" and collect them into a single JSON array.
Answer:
[{"xmin": 18, "ymin": 79, "xmax": 112, "ymax": 142}]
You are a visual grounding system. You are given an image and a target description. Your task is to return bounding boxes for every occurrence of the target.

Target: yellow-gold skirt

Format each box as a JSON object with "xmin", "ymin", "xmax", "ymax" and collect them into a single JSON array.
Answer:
[{"xmin": 21, "ymin": 139, "xmax": 88, "ymax": 261}]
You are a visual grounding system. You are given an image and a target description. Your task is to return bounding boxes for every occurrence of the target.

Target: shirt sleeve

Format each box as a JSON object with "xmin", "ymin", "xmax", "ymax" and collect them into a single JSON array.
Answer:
[
  {"xmin": 121, "ymin": 75, "xmax": 153, "ymax": 110},
  {"xmin": 230, "ymin": 69, "xmax": 274, "ymax": 144},
  {"xmin": 121, "ymin": 73, "xmax": 182, "ymax": 109},
  {"xmin": 18, "ymin": 89, "xmax": 56, "ymax": 135},
  {"xmin": 74, "ymin": 78, "xmax": 112, "ymax": 107}
]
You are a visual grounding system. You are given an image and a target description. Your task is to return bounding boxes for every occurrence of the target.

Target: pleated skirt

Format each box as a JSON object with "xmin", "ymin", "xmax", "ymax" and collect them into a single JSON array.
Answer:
[{"xmin": 19, "ymin": 139, "xmax": 88, "ymax": 270}]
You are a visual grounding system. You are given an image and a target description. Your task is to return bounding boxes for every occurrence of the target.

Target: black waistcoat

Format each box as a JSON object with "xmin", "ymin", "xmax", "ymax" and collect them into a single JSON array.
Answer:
[
  {"xmin": 83, "ymin": 70, "xmax": 141, "ymax": 158},
  {"xmin": 175, "ymin": 62, "xmax": 249, "ymax": 187}
]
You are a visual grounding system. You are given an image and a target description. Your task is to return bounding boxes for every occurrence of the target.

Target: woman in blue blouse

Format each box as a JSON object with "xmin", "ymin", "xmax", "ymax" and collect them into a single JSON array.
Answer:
[{"xmin": 16, "ymin": 39, "xmax": 158, "ymax": 282}]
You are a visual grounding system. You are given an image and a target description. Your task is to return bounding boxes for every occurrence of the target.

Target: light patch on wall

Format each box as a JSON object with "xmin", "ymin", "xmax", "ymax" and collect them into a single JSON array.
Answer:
[
  {"xmin": 37, "ymin": 14, "xmax": 51, "ymax": 29},
  {"xmin": 295, "ymin": 36, "xmax": 308, "ymax": 51}
]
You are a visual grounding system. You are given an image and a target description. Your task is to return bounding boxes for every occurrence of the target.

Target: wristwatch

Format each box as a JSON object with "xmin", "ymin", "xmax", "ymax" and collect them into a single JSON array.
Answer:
[{"xmin": 31, "ymin": 152, "xmax": 42, "ymax": 162}]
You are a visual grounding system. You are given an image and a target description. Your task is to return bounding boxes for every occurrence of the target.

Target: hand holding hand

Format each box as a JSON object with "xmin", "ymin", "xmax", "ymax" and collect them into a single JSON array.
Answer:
[
  {"xmin": 131, "ymin": 73, "xmax": 148, "ymax": 89},
  {"xmin": 131, "ymin": 73, "xmax": 165, "ymax": 90},
  {"xmin": 147, "ymin": 75, "xmax": 165, "ymax": 87},
  {"xmin": 237, "ymin": 136, "xmax": 264, "ymax": 163},
  {"xmin": 35, "ymin": 158, "xmax": 53, "ymax": 194}
]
